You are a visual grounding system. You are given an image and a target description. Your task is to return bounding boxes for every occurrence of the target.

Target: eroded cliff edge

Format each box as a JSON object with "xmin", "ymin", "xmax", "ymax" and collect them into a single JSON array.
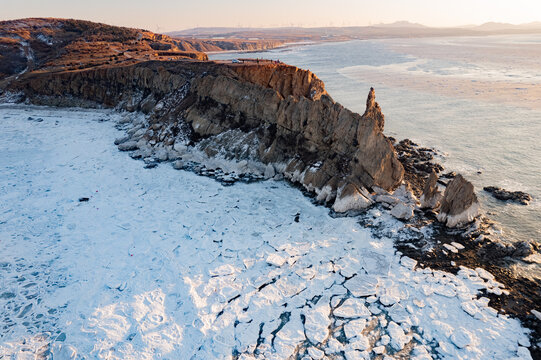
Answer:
[{"xmin": 4, "ymin": 60, "xmax": 405, "ymax": 209}]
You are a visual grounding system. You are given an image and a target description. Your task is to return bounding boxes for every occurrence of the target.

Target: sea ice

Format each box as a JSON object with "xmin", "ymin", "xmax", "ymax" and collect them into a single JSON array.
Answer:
[
  {"xmin": 0, "ymin": 105, "xmax": 533, "ymax": 359},
  {"xmin": 333, "ymin": 298, "xmax": 371, "ymax": 318}
]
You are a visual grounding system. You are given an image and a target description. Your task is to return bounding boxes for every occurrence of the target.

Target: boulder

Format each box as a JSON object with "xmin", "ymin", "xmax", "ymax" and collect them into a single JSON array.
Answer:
[
  {"xmin": 392, "ymin": 184, "xmax": 419, "ymax": 205},
  {"xmin": 117, "ymin": 141, "xmax": 139, "ymax": 151},
  {"xmin": 420, "ymin": 171, "xmax": 443, "ymax": 209},
  {"xmin": 390, "ymin": 202, "xmax": 414, "ymax": 220},
  {"xmin": 437, "ymin": 174, "xmax": 480, "ymax": 227},
  {"xmin": 264, "ymin": 164, "xmax": 276, "ymax": 179},
  {"xmin": 333, "ymin": 183, "xmax": 373, "ymax": 213},
  {"xmin": 172, "ymin": 160, "xmax": 184, "ymax": 170},
  {"xmin": 478, "ymin": 239, "xmax": 538, "ymax": 260}
]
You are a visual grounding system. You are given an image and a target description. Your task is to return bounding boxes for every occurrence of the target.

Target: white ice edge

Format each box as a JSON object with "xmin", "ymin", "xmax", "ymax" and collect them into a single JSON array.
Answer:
[{"xmin": 437, "ymin": 202, "xmax": 481, "ymax": 228}]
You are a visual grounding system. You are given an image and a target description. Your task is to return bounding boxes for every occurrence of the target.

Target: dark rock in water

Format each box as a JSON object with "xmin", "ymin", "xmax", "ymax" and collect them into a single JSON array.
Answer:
[
  {"xmin": 437, "ymin": 174, "xmax": 480, "ymax": 227},
  {"xmin": 478, "ymin": 239, "xmax": 538, "ymax": 260},
  {"xmin": 78, "ymin": 197, "xmax": 89, "ymax": 202},
  {"xmin": 144, "ymin": 163, "xmax": 158, "ymax": 169},
  {"xmin": 395, "ymin": 139, "xmax": 442, "ymax": 196},
  {"xmin": 440, "ymin": 172, "xmax": 456, "ymax": 179},
  {"xmin": 420, "ymin": 171, "xmax": 442, "ymax": 209},
  {"xmin": 483, "ymin": 186, "xmax": 532, "ymax": 205},
  {"xmin": 294, "ymin": 212, "xmax": 300, "ymax": 223}
]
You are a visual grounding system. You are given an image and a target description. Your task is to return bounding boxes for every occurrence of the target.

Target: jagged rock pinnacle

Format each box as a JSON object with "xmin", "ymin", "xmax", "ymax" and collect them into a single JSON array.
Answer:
[
  {"xmin": 366, "ymin": 87, "xmax": 376, "ymax": 109},
  {"xmin": 363, "ymin": 87, "xmax": 385, "ymax": 132}
]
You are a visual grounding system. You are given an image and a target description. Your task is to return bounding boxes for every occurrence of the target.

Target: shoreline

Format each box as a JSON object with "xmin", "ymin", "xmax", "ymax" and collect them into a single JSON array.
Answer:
[
  {"xmin": 1, "ymin": 18, "xmax": 540, "ymax": 358},
  {"xmin": 110, "ymin": 105, "xmax": 541, "ymax": 357}
]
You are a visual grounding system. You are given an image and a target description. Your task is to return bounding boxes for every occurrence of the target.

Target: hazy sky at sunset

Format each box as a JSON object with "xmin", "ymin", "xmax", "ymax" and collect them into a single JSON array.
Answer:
[{"xmin": 2, "ymin": 0, "xmax": 540, "ymax": 32}]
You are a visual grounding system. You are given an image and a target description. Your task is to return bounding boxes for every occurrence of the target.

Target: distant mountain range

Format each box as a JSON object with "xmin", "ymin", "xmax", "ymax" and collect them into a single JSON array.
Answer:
[
  {"xmin": 168, "ymin": 20, "xmax": 541, "ymax": 41},
  {"xmin": 461, "ymin": 21, "xmax": 541, "ymax": 31},
  {"xmin": 372, "ymin": 21, "xmax": 427, "ymax": 28}
]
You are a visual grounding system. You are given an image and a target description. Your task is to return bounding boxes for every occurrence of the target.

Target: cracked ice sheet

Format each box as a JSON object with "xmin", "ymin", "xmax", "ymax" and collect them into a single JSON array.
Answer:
[{"xmin": 0, "ymin": 104, "xmax": 533, "ymax": 360}]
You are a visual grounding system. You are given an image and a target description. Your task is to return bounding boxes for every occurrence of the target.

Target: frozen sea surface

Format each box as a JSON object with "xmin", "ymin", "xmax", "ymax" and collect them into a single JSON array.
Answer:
[{"xmin": 0, "ymin": 105, "xmax": 533, "ymax": 359}]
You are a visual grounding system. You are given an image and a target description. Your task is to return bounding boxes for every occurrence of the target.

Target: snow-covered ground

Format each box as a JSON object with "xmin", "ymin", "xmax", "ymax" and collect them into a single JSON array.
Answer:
[{"xmin": 0, "ymin": 105, "xmax": 533, "ymax": 359}]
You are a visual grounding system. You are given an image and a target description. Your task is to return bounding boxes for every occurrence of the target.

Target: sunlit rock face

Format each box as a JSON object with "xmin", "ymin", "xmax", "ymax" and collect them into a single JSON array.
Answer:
[{"xmin": 0, "ymin": 18, "xmax": 209, "ymax": 80}]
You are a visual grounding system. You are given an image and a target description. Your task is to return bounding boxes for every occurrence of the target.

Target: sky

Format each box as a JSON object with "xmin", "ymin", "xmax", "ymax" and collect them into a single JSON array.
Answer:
[{"xmin": 1, "ymin": 0, "xmax": 541, "ymax": 32}]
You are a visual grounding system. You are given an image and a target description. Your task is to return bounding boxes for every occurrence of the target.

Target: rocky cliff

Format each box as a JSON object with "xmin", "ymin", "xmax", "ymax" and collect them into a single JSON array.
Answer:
[
  {"xmin": 5, "ymin": 58, "xmax": 404, "ymax": 209},
  {"xmin": 172, "ymin": 38, "xmax": 285, "ymax": 53},
  {"xmin": 2, "ymin": 18, "xmax": 485, "ymax": 227}
]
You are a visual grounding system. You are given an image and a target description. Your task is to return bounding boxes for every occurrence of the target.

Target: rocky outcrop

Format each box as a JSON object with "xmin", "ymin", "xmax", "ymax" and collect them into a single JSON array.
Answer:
[
  {"xmin": 478, "ymin": 239, "xmax": 539, "ymax": 260},
  {"xmin": 187, "ymin": 69, "xmax": 404, "ymax": 194},
  {"xmin": 437, "ymin": 174, "xmax": 480, "ymax": 227},
  {"xmin": 6, "ymin": 58, "xmax": 404, "ymax": 209},
  {"xmin": 483, "ymin": 186, "xmax": 532, "ymax": 205},
  {"xmin": 393, "ymin": 139, "xmax": 443, "ymax": 196},
  {"xmin": 420, "ymin": 171, "xmax": 442, "ymax": 209},
  {"xmin": 167, "ymin": 37, "xmax": 285, "ymax": 53}
]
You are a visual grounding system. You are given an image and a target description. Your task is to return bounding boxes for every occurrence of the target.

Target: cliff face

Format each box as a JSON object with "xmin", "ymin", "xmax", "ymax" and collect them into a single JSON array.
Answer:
[
  {"xmin": 230, "ymin": 64, "xmax": 328, "ymax": 100},
  {"xmin": 0, "ymin": 18, "xmax": 405, "ymax": 210},
  {"xmin": 187, "ymin": 68, "xmax": 403, "ymax": 192},
  {"xmin": 172, "ymin": 38, "xmax": 285, "ymax": 53},
  {"xmin": 6, "ymin": 59, "xmax": 404, "ymax": 206}
]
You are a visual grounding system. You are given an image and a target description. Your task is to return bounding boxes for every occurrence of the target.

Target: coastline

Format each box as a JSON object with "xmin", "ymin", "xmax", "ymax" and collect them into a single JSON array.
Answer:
[
  {"xmin": 208, "ymin": 36, "xmax": 541, "ymax": 246},
  {"xmin": 1, "ymin": 18, "xmax": 540, "ymax": 358}
]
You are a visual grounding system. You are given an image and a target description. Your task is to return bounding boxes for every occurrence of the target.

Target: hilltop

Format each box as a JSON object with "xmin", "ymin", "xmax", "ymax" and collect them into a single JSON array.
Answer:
[{"xmin": 0, "ymin": 18, "xmax": 283, "ymax": 80}]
